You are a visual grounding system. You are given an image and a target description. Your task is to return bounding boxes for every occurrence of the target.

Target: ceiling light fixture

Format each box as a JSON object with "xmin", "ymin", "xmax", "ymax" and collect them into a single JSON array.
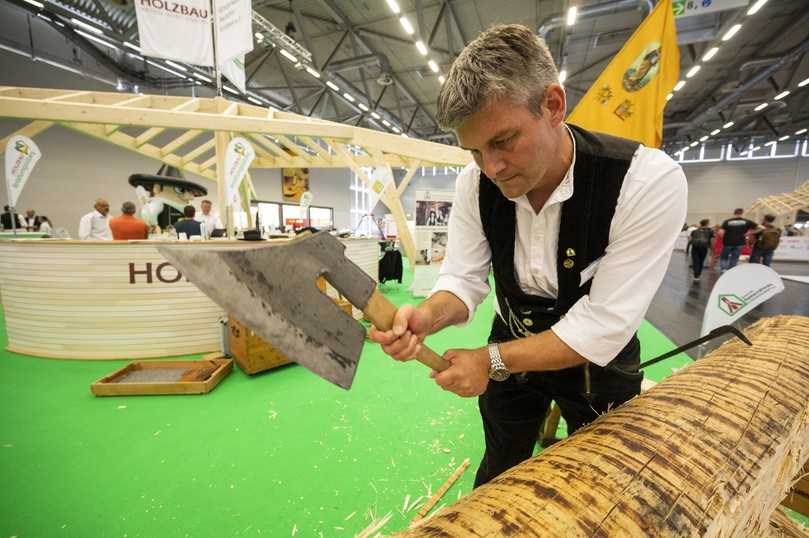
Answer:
[
  {"xmin": 702, "ymin": 47, "xmax": 719, "ymax": 61},
  {"xmin": 711, "ymin": 129, "xmax": 720, "ymax": 136},
  {"xmin": 774, "ymin": 90, "xmax": 790, "ymax": 100},
  {"xmin": 673, "ymin": 80, "xmax": 686, "ymax": 91},
  {"xmin": 666, "ymin": 93, "xmax": 673, "ymax": 101},
  {"xmin": 795, "ymin": 128, "xmax": 808, "ymax": 135},
  {"xmin": 71, "ymin": 18, "xmax": 103, "ymax": 35},
  {"xmin": 399, "ymin": 17, "xmax": 415, "ymax": 35},
  {"xmin": 747, "ymin": 0, "xmax": 768, "ymax": 15},
  {"xmin": 722, "ymin": 24, "xmax": 742, "ymax": 41},
  {"xmin": 326, "ymin": 81, "xmax": 340, "ymax": 91},
  {"xmin": 686, "ymin": 65, "xmax": 701, "ymax": 78},
  {"xmin": 559, "ymin": 69, "xmax": 567, "ymax": 83},
  {"xmin": 343, "ymin": 92, "xmax": 355, "ymax": 102},
  {"xmin": 305, "ymin": 66, "xmax": 320, "ymax": 78},
  {"xmin": 799, "ymin": 77, "xmax": 809, "ymax": 88},
  {"xmin": 279, "ymin": 49, "xmax": 298, "ymax": 63},
  {"xmin": 438, "ymin": 75, "xmax": 446, "ymax": 84},
  {"xmin": 386, "ymin": 0, "xmax": 400, "ymax": 14},
  {"xmin": 690, "ymin": 141, "xmax": 699, "ymax": 147},
  {"xmin": 371, "ymin": 111, "xmax": 381, "ymax": 120},
  {"xmin": 699, "ymin": 135, "xmax": 709, "ymax": 142},
  {"xmin": 358, "ymin": 103, "xmax": 369, "ymax": 112},
  {"xmin": 723, "ymin": 121, "xmax": 735, "ymax": 129},
  {"xmin": 415, "ymin": 40, "xmax": 428, "ymax": 56},
  {"xmin": 754, "ymin": 102, "xmax": 768, "ymax": 111},
  {"xmin": 428, "ymin": 60, "xmax": 439, "ymax": 73},
  {"xmin": 23, "ymin": 0, "xmax": 44, "ymax": 7},
  {"xmin": 567, "ymin": 6, "xmax": 578, "ymax": 26}
]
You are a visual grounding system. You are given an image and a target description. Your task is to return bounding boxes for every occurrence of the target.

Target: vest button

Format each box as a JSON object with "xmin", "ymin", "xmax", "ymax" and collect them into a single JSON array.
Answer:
[
  {"xmin": 523, "ymin": 318, "xmax": 534, "ymax": 327},
  {"xmin": 563, "ymin": 258, "xmax": 575, "ymax": 269}
]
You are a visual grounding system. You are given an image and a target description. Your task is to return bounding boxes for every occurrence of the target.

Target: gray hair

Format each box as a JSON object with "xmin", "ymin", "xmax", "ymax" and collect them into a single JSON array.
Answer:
[
  {"xmin": 436, "ymin": 24, "xmax": 559, "ymax": 131},
  {"xmin": 121, "ymin": 201, "xmax": 137, "ymax": 214}
]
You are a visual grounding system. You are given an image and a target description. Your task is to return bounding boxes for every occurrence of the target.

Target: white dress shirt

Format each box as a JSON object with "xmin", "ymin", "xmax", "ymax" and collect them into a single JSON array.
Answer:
[
  {"xmin": 196, "ymin": 213, "xmax": 222, "ymax": 236},
  {"xmin": 432, "ymin": 128, "xmax": 688, "ymax": 367},
  {"xmin": 78, "ymin": 210, "xmax": 112, "ymax": 240}
]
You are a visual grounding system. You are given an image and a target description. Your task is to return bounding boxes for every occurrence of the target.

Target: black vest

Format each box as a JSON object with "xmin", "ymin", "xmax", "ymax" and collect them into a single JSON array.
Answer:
[{"xmin": 480, "ymin": 124, "xmax": 640, "ymax": 364}]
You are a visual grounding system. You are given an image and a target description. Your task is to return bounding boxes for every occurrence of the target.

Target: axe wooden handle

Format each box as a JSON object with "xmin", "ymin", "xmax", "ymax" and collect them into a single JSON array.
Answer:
[{"xmin": 364, "ymin": 289, "xmax": 450, "ymax": 372}]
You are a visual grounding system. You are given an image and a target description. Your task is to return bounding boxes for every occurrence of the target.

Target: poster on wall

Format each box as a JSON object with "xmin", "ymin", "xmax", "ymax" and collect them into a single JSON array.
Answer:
[
  {"xmin": 411, "ymin": 191, "xmax": 453, "ymax": 296},
  {"xmin": 282, "ymin": 168, "xmax": 309, "ymax": 202}
]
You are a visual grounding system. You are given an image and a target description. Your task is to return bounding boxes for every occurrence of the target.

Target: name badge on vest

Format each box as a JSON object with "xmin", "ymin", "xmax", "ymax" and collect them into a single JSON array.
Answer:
[{"xmin": 580, "ymin": 257, "xmax": 602, "ymax": 287}]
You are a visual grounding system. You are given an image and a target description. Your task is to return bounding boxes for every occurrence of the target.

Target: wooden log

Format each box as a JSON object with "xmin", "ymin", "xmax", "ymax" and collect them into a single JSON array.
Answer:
[{"xmin": 395, "ymin": 316, "xmax": 809, "ymax": 537}]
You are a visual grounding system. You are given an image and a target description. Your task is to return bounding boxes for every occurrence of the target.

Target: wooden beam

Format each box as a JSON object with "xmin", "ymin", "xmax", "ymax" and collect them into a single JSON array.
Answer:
[
  {"xmin": 0, "ymin": 120, "xmax": 54, "ymax": 149},
  {"xmin": 133, "ymin": 99, "xmax": 201, "ymax": 147},
  {"xmin": 247, "ymin": 134, "xmax": 293, "ymax": 163},
  {"xmin": 274, "ymin": 134, "xmax": 314, "ymax": 162},
  {"xmin": 0, "ymin": 95, "xmax": 354, "ymax": 139},
  {"xmin": 45, "ymin": 90, "xmax": 92, "ymax": 102},
  {"xmin": 181, "ymin": 138, "xmax": 216, "ymax": 164},
  {"xmin": 62, "ymin": 122, "xmax": 215, "ymax": 181},
  {"xmin": 105, "ymin": 95, "xmax": 153, "ymax": 134},
  {"xmin": 297, "ymin": 136, "xmax": 332, "ymax": 163},
  {"xmin": 160, "ymin": 130, "xmax": 202, "ymax": 156},
  {"xmin": 397, "ymin": 158, "xmax": 423, "ymax": 196}
]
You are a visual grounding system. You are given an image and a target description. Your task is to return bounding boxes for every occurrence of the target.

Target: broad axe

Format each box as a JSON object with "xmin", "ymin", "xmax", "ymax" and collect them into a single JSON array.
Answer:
[{"xmin": 158, "ymin": 232, "xmax": 449, "ymax": 389}]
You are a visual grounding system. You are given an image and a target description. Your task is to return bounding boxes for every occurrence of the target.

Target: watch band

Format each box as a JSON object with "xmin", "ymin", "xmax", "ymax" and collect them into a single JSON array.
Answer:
[{"xmin": 487, "ymin": 343, "xmax": 510, "ymax": 381}]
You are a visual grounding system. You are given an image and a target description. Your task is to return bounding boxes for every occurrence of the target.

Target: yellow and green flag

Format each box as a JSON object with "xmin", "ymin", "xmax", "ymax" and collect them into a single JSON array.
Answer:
[{"xmin": 567, "ymin": 0, "xmax": 679, "ymax": 148}]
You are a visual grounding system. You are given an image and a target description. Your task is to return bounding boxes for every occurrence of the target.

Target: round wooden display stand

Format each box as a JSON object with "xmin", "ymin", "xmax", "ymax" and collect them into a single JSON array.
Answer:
[{"xmin": 0, "ymin": 237, "xmax": 379, "ymax": 360}]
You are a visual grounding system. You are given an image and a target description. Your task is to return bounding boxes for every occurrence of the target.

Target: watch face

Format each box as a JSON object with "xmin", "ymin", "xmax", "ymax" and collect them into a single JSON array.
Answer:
[{"xmin": 490, "ymin": 368, "xmax": 510, "ymax": 382}]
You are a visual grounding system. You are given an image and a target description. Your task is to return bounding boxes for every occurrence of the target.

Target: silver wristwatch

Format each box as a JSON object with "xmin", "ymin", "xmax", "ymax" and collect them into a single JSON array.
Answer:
[{"xmin": 487, "ymin": 343, "xmax": 510, "ymax": 381}]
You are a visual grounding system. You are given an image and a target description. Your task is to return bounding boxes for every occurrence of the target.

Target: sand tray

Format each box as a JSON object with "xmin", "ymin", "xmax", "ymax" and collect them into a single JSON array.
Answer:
[{"xmin": 90, "ymin": 357, "xmax": 232, "ymax": 396}]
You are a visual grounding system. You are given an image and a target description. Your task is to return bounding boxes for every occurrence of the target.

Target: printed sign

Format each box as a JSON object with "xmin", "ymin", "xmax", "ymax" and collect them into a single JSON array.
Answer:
[
  {"xmin": 134, "ymin": 0, "xmax": 214, "ymax": 66},
  {"xmin": 4, "ymin": 135, "xmax": 41, "ymax": 208},
  {"xmin": 214, "ymin": 0, "xmax": 253, "ymax": 64},
  {"xmin": 700, "ymin": 264, "xmax": 784, "ymax": 336},
  {"xmin": 224, "ymin": 137, "xmax": 255, "ymax": 207}
]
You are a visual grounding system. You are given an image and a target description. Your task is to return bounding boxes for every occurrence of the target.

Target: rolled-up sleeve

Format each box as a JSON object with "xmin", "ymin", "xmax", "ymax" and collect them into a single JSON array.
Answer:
[
  {"xmin": 431, "ymin": 164, "xmax": 492, "ymax": 323},
  {"xmin": 551, "ymin": 148, "xmax": 688, "ymax": 366}
]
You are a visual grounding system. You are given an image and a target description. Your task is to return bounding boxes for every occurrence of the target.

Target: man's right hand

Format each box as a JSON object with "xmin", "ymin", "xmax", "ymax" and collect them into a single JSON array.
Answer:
[{"xmin": 368, "ymin": 304, "xmax": 433, "ymax": 361}]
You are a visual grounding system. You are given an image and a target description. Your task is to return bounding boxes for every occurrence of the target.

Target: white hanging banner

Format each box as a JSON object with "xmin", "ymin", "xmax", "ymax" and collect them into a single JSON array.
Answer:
[
  {"xmin": 214, "ymin": 0, "xmax": 253, "ymax": 63},
  {"xmin": 221, "ymin": 55, "xmax": 246, "ymax": 93},
  {"xmin": 5, "ymin": 135, "xmax": 42, "ymax": 207},
  {"xmin": 700, "ymin": 264, "xmax": 784, "ymax": 336},
  {"xmin": 134, "ymin": 0, "xmax": 214, "ymax": 66},
  {"xmin": 224, "ymin": 137, "xmax": 255, "ymax": 207}
]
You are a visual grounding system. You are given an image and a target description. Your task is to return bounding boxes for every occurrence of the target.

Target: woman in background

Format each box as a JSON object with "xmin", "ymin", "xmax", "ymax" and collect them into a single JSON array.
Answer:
[{"xmin": 39, "ymin": 216, "xmax": 52, "ymax": 235}]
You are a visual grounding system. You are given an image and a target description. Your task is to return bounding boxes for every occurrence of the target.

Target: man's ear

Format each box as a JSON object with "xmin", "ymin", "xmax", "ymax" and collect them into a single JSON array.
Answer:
[{"xmin": 543, "ymin": 84, "xmax": 567, "ymax": 127}]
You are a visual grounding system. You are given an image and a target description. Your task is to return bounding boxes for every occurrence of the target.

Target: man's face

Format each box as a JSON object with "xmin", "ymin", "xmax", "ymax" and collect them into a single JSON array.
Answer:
[
  {"xmin": 202, "ymin": 202, "xmax": 212, "ymax": 215},
  {"xmin": 457, "ymin": 87, "xmax": 566, "ymax": 200},
  {"xmin": 26, "ymin": 210, "xmax": 34, "ymax": 218},
  {"xmin": 96, "ymin": 201, "xmax": 110, "ymax": 216}
]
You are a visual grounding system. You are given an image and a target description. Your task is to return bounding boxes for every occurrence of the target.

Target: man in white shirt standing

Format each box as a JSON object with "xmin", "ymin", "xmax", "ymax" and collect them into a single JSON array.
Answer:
[
  {"xmin": 369, "ymin": 25, "xmax": 687, "ymax": 487},
  {"xmin": 196, "ymin": 199, "xmax": 222, "ymax": 238},
  {"xmin": 78, "ymin": 198, "xmax": 112, "ymax": 240}
]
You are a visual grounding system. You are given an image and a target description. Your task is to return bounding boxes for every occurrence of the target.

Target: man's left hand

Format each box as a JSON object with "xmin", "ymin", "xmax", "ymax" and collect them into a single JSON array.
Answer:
[{"xmin": 431, "ymin": 347, "xmax": 490, "ymax": 397}]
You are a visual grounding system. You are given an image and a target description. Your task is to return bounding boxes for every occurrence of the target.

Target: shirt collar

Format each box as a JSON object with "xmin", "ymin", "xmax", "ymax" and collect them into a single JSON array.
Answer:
[
  {"xmin": 512, "ymin": 124, "xmax": 576, "ymax": 212},
  {"xmin": 93, "ymin": 210, "xmax": 107, "ymax": 219}
]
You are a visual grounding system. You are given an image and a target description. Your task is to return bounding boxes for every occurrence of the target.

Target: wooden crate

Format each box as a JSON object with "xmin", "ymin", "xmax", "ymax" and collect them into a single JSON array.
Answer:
[
  {"xmin": 227, "ymin": 278, "xmax": 353, "ymax": 375},
  {"xmin": 228, "ymin": 316, "xmax": 294, "ymax": 375},
  {"xmin": 90, "ymin": 357, "xmax": 232, "ymax": 396}
]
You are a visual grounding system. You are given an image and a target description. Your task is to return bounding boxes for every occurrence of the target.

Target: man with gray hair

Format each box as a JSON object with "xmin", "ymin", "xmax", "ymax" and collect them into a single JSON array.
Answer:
[
  {"xmin": 369, "ymin": 24, "xmax": 687, "ymax": 486},
  {"xmin": 78, "ymin": 198, "xmax": 112, "ymax": 240},
  {"xmin": 110, "ymin": 201, "xmax": 149, "ymax": 240}
]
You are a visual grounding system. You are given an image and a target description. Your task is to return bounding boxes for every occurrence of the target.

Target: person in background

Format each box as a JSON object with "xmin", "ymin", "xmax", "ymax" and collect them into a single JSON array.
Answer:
[
  {"xmin": 1, "ymin": 205, "xmax": 23, "ymax": 230},
  {"xmin": 196, "ymin": 199, "xmax": 222, "ymax": 237},
  {"xmin": 174, "ymin": 205, "xmax": 202, "ymax": 238},
  {"xmin": 22, "ymin": 209, "xmax": 41, "ymax": 231},
  {"xmin": 708, "ymin": 224, "xmax": 722, "ymax": 270},
  {"xmin": 38, "ymin": 216, "xmax": 52, "ymax": 235},
  {"xmin": 718, "ymin": 208, "xmax": 757, "ymax": 271},
  {"xmin": 78, "ymin": 198, "xmax": 112, "ymax": 240},
  {"xmin": 689, "ymin": 219, "xmax": 714, "ymax": 282},
  {"xmin": 749, "ymin": 214, "xmax": 781, "ymax": 267},
  {"xmin": 109, "ymin": 201, "xmax": 149, "ymax": 240}
]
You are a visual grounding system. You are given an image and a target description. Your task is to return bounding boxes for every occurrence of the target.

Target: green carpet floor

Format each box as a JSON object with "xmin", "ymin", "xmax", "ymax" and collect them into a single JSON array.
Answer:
[{"xmin": 0, "ymin": 269, "xmax": 805, "ymax": 536}]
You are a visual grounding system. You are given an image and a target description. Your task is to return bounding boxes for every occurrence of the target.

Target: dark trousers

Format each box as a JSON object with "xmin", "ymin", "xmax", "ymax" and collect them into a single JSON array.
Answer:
[
  {"xmin": 690, "ymin": 245, "xmax": 708, "ymax": 277},
  {"xmin": 720, "ymin": 245, "xmax": 743, "ymax": 270},
  {"xmin": 750, "ymin": 247, "xmax": 774, "ymax": 266},
  {"xmin": 474, "ymin": 321, "xmax": 642, "ymax": 487}
]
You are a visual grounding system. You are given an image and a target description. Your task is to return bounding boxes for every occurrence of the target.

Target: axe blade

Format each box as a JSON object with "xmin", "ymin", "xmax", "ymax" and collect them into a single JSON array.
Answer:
[{"xmin": 157, "ymin": 234, "xmax": 373, "ymax": 389}]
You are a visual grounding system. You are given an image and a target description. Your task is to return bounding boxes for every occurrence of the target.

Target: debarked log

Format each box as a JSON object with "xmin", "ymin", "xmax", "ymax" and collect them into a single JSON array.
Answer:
[{"xmin": 394, "ymin": 316, "xmax": 809, "ymax": 537}]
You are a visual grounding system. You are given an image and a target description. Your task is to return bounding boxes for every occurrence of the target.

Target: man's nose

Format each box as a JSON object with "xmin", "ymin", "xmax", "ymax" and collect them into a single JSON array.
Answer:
[{"xmin": 482, "ymin": 151, "xmax": 507, "ymax": 178}]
